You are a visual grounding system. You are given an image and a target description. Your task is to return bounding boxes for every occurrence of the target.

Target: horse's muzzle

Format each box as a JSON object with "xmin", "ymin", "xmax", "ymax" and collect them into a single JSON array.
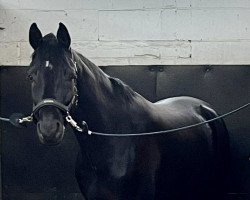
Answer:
[{"xmin": 37, "ymin": 119, "xmax": 65, "ymax": 145}]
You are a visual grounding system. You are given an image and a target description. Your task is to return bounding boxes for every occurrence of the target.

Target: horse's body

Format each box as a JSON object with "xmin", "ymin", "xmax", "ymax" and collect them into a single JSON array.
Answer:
[
  {"xmin": 28, "ymin": 23, "xmax": 230, "ymax": 200},
  {"xmin": 72, "ymin": 52, "xmax": 229, "ymax": 200}
]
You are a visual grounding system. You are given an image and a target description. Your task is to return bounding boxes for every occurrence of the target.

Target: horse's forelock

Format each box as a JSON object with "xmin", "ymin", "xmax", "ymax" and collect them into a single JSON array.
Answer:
[
  {"xmin": 31, "ymin": 34, "xmax": 74, "ymax": 73},
  {"xmin": 34, "ymin": 33, "xmax": 61, "ymax": 62},
  {"xmin": 42, "ymin": 33, "xmax": 58, "ymax": 46}
]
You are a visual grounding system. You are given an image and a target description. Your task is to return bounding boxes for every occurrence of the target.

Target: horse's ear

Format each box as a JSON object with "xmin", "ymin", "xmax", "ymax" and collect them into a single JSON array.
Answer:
[
  {"xmin": 29, "ymin": 23, "xmax": 42, "ymax": 50},
  {"xmin": 57, "ymin": 22, "xmax": 71, "ymax": 49}
]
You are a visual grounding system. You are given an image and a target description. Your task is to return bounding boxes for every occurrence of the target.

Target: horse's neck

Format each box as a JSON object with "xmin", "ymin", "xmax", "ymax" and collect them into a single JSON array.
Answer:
[
  {"xmin": 75, "ymin": 53, "xmax": 113, "ymax": 104},
  {"xmin": 73, "ymin": 52, "xmax": 152, "ymax": 132}
]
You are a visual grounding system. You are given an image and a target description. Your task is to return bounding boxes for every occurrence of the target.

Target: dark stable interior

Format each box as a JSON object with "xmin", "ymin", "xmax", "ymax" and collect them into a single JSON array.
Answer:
[{"xmin": 0, "ymin": 65, "xmax": 249, "ymax": 200}]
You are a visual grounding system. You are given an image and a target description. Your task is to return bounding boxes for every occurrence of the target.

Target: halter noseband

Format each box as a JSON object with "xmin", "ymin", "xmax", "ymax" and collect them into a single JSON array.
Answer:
[{"xmin": 32, "ymin": 94, "xmax": 77, "ymax": 117}]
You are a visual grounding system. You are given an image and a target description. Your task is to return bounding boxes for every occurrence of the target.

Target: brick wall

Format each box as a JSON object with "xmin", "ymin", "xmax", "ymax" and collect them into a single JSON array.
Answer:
[{"xmin": 1, "ymin": 0, "xmax": 250, "ymax": 66}]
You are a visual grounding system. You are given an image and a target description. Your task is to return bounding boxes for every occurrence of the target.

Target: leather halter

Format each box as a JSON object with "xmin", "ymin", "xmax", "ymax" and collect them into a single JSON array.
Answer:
[{"xmin": 32, "ymin": 95, "xmax": 77, "ymax": 117}]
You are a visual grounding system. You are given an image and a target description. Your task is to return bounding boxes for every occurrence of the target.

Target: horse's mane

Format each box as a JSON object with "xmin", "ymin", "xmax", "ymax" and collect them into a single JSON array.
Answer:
[
  {"xmin": 108, "ymin": 77, "xmax": 137, "ymax": 101},
  {"xmin": 73, "ymin": 50, "xmax": 137, "ymax": 101}
]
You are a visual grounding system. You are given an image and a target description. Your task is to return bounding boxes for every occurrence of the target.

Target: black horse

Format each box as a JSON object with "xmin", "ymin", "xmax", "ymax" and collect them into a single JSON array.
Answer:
[{"xmin": 28, "ymin": 23, "xmax": 230, "ymax": 200}]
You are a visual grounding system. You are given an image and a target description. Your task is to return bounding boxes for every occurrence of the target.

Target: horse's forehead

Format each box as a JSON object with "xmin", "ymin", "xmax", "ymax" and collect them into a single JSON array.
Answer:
[
  {"xmin": 37, "ymin": 39, "xmax": 60, "ymax": 60},
  {"xmin": 39, "ymin": 45, "xmax": 60, "ymax": 59},
  {"xmin": 34, "ymin": 46, "xmax": 65, "ymax": 67},
  {"xmin": 32, "ymin": 46, "xmax": 71, "ymax": 70},
  {"xmin": 42, "ymin": 33, "xmax": 57, "ymax": 46}
]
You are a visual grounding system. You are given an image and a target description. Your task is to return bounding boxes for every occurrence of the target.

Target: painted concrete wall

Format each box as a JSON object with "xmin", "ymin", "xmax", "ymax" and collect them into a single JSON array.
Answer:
[{"xmin": 1, "ymin": 0, "xmax": 250, "ymax": 66}]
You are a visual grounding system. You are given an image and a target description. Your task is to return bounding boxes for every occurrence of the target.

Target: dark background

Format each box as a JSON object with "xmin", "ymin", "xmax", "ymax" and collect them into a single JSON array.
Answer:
[{"xmin": 0, "ymin": 65, "xmax": 249, "ymax": 200}]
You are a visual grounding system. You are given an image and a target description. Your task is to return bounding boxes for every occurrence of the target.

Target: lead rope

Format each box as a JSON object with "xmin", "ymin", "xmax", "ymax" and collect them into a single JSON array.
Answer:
[
  {"xmin": 70, "ymin": 102, "xmax": 250, "ymax": 137},
  {"xmin": 0, "ymin": 102, "xmax": 249, "ymax": 135},
  {"xmin": 0, "ymin": 117, "xmax": 10, "ymax": 122},
  {"xmin": 0, "ymin": 113, "xmax": 33, "ymax": 127}
]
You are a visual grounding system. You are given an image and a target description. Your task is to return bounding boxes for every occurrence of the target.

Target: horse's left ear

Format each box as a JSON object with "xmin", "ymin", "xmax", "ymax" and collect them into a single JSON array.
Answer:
[{"xmin": 57, "ymin": 22, "xmax": 71, "ymax": 49}]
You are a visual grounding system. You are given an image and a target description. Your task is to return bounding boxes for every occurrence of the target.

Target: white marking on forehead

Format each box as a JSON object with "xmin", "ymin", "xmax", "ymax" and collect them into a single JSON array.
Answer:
[
  {"xmin": 45, "ymin": 61, "xmax": 49, "ymax": 67},
  {"xmin": 45, "ymin": 60, "xmax": 53, "ymax": 70}
]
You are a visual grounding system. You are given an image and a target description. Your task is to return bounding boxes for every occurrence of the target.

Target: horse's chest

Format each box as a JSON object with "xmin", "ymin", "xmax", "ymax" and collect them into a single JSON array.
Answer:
[
  {"xmin": 83, "ymin": 138, "xmax": 136, "ymax": 178},
  {"xmin": 77, "ymin": 137, "xmax": 161, "ymax": 200},
  {"xmin": 107, "ymin": 141, "xmax": 136, "ymax": 179}
]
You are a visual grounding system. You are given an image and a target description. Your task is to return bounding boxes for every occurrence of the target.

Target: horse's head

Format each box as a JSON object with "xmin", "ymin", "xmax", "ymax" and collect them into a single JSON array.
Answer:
[{"xmin": 28, "ymin": 23, "xmax": 77, "ymax": 145}]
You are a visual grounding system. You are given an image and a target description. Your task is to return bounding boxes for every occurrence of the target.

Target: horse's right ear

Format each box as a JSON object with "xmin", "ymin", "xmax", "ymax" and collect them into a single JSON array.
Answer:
[
  {"xmin": 57, "ymin": 22, "xmax": 71, "ymax": 49},
  {"xmin": 29, "ymin": 23, "xmax": 42, "ymax": 50}
]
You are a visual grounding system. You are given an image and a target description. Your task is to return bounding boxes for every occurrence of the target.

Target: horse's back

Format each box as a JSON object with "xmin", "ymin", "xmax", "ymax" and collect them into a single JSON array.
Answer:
[
  {"xmin": 151, "ymin": 96, "xmax": 211, "ymax": 129},
  {"xmin": 154, "ymin": 96, "xmax": 210, "ymax": 113}
]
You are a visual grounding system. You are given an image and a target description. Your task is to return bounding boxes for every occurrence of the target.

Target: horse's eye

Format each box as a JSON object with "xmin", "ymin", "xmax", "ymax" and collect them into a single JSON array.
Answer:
[{"xmin": 27, "ymin": 74, "xmax": 34, "ymax": 82}]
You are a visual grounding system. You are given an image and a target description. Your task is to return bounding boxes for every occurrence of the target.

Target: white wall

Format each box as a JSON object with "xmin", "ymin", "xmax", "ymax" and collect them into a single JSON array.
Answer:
[{"xmin": 1, "ymin": 0, "xmax": 250, "ymax": 66}]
